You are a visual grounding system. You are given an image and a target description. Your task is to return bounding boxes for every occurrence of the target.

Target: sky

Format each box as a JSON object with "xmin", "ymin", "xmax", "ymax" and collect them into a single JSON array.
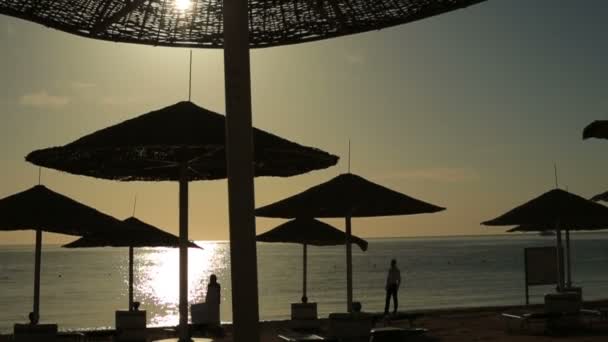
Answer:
[{"xmin": 1, "ymin": 0, "xmax": 608, "ymax": 244}]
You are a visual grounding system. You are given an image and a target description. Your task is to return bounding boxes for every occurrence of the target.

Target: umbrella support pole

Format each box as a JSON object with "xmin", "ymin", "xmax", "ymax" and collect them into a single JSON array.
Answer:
[
  {"xmin": 178, "ymin": 164, "xmax": 189, "ymax": 341},
  {"xmin": 303, "ymin": 244, "xmax": 307, "ymax": 302},
  {"xmin": 555, "ymin": 226, "xmax": 564, "ymax": 291},
  {"xmin": 565, "ymin": 229, "xmax": 572, "ymax": 288},
  {"xmin": 345, "ymin": 216, "xmax": 353, "ymax": 312},
  {"xmin": 223, "ymin": 0, "xmax": 260, "ymax": 340},
  {"xmin": 33, "ymin": 229, "xmax": 42, "ymax": 323},
  {"xmin": 129, "ymin": 246, "xmax": 134, "ymax": 311}
]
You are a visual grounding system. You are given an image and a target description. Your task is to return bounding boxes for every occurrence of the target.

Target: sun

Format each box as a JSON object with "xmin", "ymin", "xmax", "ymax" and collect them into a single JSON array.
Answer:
[{"xmin": 175, "ymin": 0, "xmax": 191, "ymax": 11}]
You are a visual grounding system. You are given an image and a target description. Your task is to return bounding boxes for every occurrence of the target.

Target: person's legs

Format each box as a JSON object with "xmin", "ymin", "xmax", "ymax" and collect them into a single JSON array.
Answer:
[
  {"xmin": 384, "ymin": 288, "xmax": 391, "ymax": 314},
  {"xmin": 392, "ymin": 289, "xmax": 398, "ymax": 314}
]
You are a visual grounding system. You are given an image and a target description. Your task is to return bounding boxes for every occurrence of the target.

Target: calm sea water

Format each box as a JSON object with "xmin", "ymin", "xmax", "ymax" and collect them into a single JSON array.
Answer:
[{"xmin": 2, "ymin": 233, "xmax": 608, "ymax": 333}]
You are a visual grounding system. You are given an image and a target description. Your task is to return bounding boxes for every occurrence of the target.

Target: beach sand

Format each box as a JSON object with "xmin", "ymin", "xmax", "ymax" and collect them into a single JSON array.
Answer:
[{"xmin": 2, "ymin": 301, "xmax": 608, "ymax": 341}]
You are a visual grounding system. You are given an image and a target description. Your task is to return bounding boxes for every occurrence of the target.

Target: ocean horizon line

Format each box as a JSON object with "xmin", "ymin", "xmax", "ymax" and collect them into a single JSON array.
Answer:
[{"xmin": 2, "ymin": 230, "xmax": 607, "ymax": 247}]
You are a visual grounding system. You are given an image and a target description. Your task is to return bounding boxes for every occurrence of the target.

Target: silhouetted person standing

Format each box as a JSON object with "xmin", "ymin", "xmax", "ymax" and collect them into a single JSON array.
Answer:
[
  {"xmin": 384, "ymin": 259, "xmax": 401, "ymax": 315},
  {"xmin": 206, "ymin": 274, "xmax": 221, "ymax": 307}
]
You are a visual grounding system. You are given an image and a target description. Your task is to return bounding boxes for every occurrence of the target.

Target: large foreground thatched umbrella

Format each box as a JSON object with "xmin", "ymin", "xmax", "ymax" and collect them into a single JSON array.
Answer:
[
  {"xmin": 255, "ymin": 173, "xmax": 444, "ymax": 311},
  {"xmin": 256, "ymin": 217, "xmax": 368, "ymax": 303},
  {"xmin": 63, "ymin": 217, "xmax": 201, "ymax": 311},
  {"xmin": 0, "ymin": 185, "xmax": 129, "ymax": 323},
  {"xmin": 1, "ymin": 0, "xmax": 489, "ymax": 339},
  {"xmin": 482, "ymin": 188, "xmax": 608, "ymax": 291},
  {"xmin": 26, "ymin": 101, "xmax": 338, "ymax": 340}
]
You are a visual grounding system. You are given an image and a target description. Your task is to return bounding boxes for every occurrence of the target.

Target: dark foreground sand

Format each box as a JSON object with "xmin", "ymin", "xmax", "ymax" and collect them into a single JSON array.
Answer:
[{"xmin": 3, "ymin": 301, "xmax": 608, "ymax": 341}]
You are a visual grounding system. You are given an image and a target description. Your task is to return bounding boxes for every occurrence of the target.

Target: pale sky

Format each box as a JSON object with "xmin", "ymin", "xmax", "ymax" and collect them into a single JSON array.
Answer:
[{"xmin": 1, "ymin": 0, "xmax": 608, "ymax": 244}]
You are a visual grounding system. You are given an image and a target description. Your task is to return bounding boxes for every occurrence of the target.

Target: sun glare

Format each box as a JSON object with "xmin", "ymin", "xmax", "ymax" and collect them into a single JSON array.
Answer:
[
  {"xmin": 174, "ymin": 0, "xmax": 191, "ymax": 11},
  {"xmin": 135, "ymin": 243, "xmax": 226, "ymax": 326}
]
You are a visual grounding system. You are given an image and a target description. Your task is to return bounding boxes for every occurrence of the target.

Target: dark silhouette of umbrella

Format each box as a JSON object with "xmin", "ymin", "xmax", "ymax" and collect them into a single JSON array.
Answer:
[
  {"xmin": 26, "ymin": 101, "xmax": 337, "ymax": 181},
  {"xmin": 2, "ymin": 0, "xmax": 489, "ymax": 339},
  {"xmin": 0, "ymin": 1, "xmax": 488, "ymax": 49},
  {"xmin": 0, "ymin": 185, "xmax": 129, "ymax": 323},
  {"xmin": 583, "ymin": 120, "xmax": 608, "ymax": 140},
  {"xmin": 255, "ymin": 173, "xmax": 444, "ymax": 311},
  {"xmin": 26, "ymin": 101, "xmax": 338, "ymax": 338},
  {"xmin": 582, "ymin": 121, "xmax": 608, "ymax": 205},
  {"xmin": 482, "ymin": 188, "xmax": 608, "ymax": 290},
  {"xmin": 256, "ymin": 217, "xmax": 368, "ymax": 303},
  {"xmin": 590, "ymin": 190, "xmax": 608, "ymax": 202},
  {"xmin": 63, "ymin": 217, "xmax": 201, "ymax": 311}
]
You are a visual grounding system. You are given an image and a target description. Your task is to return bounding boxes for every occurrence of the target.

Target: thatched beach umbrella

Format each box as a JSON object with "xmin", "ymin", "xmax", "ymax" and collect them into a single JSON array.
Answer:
[
  {"xmin": 255, "ymin": 173, "xmax": 444, "ymax": 311},
  {"xmin": 26, "ymin": 101, "xmax": 338, "ymax": 339},
  {"xmin": 0, "ymin": 185, "xmax": 129, "ymax": 323},
  {"xmin": 1, "ymin": 0, "xmax": 490, "ymax": 339},
  {"xmin": 591, "ymin": 191, "xmax": 608, "ymax": 202},
  {"xmin": 582, "ymin": 120, "xmax": 608, "ymax": 206},
  {"xmin": 256, "ymin": 217, "xmax": 368, "ymax": 303},
  {"xmin": 63, "ymin": 217, "xmax": 201, "ymax": 311},
  {"xmin": 583, "ymin": 120, "xmax": 608, "ymax": 140},
  {"xmin": 482, "ymin": 188, "xmax": 608, "ymax": 291}
]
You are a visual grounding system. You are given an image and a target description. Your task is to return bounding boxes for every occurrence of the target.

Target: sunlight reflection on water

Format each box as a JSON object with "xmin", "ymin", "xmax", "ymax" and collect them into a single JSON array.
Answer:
[{"xmin": 133, "ymin": 242, "xmax": 229, "ymax": 326}]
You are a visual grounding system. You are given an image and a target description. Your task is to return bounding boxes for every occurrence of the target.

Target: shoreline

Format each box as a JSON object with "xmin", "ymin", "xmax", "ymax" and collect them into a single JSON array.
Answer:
[{"xmin": 3, "ymin": 299, "xmax": 608, "ymax": 341}]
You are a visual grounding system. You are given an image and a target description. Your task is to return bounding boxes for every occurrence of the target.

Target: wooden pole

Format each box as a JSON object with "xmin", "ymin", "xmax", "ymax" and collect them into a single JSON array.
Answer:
[
  {"xmin": 565, "ymin": 228, "xmax": 572, "ymax": 288},
  {"xmin": 303, "ymin": 243, "xmax": 307, "ymax": 302},
  {"xmin": 555, "ymin": 225, "xmax": 564, "ymax": 291},
  {"xmin": 524, "ymin": 249, "xmax": 529, "ymax": 305},
  {"xmin": 178, "ymin": 163, "xmax": 189, "ymax": 341},
  {"xmin": 223, "ymin": 0, "xmax": 260, "ymax": 339},
  {"xmin": 345, "ymin": 216, "xmax": 353, "ymax": 312},
  {"xmin": 33, "ymin": 229, "xmax": 42, "ymax": 323},
  {"xmin": 128, "ymin": 246, "xmax": 134, "ymax": 311}
]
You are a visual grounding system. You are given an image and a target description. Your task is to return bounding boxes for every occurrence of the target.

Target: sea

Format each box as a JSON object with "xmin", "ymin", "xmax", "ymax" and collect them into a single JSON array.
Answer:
[{"xmin": 2, "ymin": 233, "xmax": 608, "ymax": 333}]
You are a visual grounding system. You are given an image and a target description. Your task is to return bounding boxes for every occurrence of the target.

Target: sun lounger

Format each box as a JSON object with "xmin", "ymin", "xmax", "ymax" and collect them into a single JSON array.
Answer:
[
  {"xmin": 57, "ymin": 331, "xmax": 86, "ymax": 341},
  {"xmin": 290, "ymin": 303, "xmax": 320, "ymax": 331},
  {"xmin": 369, "ymin": 326, "xmax": 428, "ymax": 342},
  {"xmin": 581, "ymin": 308, "xmax": 608, "ymax": 319},
  {"xmin": 13, "ymin": 323, "xmax": 58, "ymax": 342},
  {"xmin": 278, "ymin": 331, "xmax": 337, "ymax": 341},
  {"xmin": 502, "ymin": 312, "xmax": 563, "ymax": 332},
  {"xmin": 502, "ymin": 292, "xmax": 585, "ymax": 334},
  {"xmin": 115, "ymin": 310, "xmax": 147, "ymax": 342},
  {"xmin": 373, "ymin": 312, "xmax": 422, "ymax": 327},
  {"xmin": 579, "ymin": 308, "xmax": 608, "ymax": 328}
]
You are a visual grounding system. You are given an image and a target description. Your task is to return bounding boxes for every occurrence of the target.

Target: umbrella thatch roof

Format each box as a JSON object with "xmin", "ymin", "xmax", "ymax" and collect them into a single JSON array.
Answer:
[
  {"xmin": 63, "ymin": 217, "xmax": 200, "ymax": 248},
  {"xmin": 482, "ymin": 189, "xmax": 608, "ymax": 227},
  {"xmin": 0, "ymin": 1, "xmax": 487, "ymax": 49},
  {"xmin": 0, "ymin": 185, "xmax": 127, "ymax": 235},
  {"xmin": 255, "ymin": 173, "xmax": 445, "ymax": 218},
  {"xmin": 506, "ymin": 223, "xmax": 608, "ymax": 232},
  {"xmin": 590, "ymin": 190, "xmax": 608, "ymax": 202},
  {"xmin": 583, "ymin": 120, "xmax": 608, "ymax": 140},
  {"xmin": 256, "ymin": 218, "xmax": 368, "ymax": 251},
  {"xmin": 26, "ymin": 101, "xmax": 338, "ymax": 181}
]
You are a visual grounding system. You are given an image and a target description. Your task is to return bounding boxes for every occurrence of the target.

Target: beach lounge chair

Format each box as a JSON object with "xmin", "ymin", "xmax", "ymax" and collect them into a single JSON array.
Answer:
[
  {"xmin": 369, "ymin": 326, "xmax": 428, "ymax": 342},
  {"xmin": 374, "ymin": 312, "xmax": 422, "ymax": 327},
  {"xmin": 502, "ymin": 292, "xmax": 584, "ymax": 333},
  {"xmin": 115, "ymin": 310, "xmax": 147, "ymax": 342},
  {"xmin": 278, "ymin": 331, "xmax": 337, "ymax": 341},
  {"xmin": 13, "ymin": 323, "xmax": 58, "ymax": 342},
  {"xmin": 290, "ymin": 303, "xmax": 320, "ymax": 331}
]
